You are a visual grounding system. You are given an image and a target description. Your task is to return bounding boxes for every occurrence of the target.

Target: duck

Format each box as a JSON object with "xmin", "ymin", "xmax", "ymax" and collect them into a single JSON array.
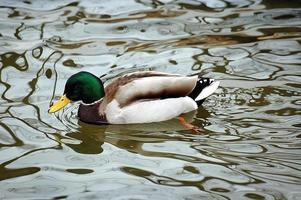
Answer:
[{"xmin": 48, "ymin": 71, "xmax": 219, "ymax": 125}]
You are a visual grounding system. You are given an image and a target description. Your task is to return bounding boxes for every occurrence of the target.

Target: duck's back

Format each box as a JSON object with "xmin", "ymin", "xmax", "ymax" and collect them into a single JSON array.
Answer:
[{"xmin": 104, "ymin": 71, "xmax": 198, "ymax": 106}]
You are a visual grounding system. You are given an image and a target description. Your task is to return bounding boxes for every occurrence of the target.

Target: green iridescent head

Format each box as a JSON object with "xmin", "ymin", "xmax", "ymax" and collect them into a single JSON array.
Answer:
[
  {"xmin": 49, "ymin": 71, "xmax": 104, "ymax": 113},
  {"xmin": 64, "ymin": 71, "xmax": 105, "ymax": 104}
]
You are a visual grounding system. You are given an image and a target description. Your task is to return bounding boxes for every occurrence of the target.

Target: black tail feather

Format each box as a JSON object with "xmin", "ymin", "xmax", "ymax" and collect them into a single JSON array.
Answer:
[{"xmin": 189, "ymin": 78, "xmax": 214, "ymax": 106}]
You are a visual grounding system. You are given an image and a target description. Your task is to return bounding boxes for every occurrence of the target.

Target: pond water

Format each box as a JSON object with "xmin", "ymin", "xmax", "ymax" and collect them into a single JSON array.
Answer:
[{"xmin": 0, "ymin": 0, "xmax": 301, "ymax": 199}]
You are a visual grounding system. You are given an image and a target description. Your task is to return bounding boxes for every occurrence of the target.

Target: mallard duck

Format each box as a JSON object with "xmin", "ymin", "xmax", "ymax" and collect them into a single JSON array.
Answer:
[{"xmin": 49, "ymin": 71, "xmax": 219, "ymax": 124}]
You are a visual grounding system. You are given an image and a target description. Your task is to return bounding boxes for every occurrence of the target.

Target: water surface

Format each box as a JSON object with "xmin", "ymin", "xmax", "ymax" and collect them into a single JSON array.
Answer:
[{"xmin": 0, "ymin": 0, "xmax": 301, "ymax": 199}]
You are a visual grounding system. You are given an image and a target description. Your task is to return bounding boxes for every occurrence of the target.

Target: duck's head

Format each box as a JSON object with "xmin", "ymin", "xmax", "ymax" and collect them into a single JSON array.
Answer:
[{"xmin": 48, "ymin": 71, "xmax": 105, "ymax": 113}]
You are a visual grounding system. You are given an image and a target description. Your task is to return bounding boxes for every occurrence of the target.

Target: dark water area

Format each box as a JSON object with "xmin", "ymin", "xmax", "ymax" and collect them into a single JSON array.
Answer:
[{"xmin": 0, "ymin": 0, "xmax": 301, "ymax": 199}]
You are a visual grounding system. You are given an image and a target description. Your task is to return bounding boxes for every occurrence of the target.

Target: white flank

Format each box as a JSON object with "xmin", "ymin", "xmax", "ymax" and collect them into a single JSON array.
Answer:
[
  {"xmin": 195, "ymin": 81, "xmax": 220, "ymax": 101},
  {"xmin": 105, "ymin": 97, "xmax": 197, "ymax": 124}
]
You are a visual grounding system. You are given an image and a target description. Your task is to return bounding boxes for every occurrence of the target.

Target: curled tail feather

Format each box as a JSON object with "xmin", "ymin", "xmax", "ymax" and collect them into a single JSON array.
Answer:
[{"xmin": 188, "ymin": 78, "xmax": 220, "ymax": 106}]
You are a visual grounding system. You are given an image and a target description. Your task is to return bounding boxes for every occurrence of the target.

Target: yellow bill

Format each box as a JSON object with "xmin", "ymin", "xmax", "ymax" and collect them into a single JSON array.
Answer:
[{"xmin": 48, "ymin": 95, "xmax": 71, "ymax": 113}]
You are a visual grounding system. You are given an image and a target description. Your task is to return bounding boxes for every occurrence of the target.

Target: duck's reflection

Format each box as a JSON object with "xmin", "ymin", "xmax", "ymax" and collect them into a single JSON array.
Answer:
[
  {"xmin": 64, "ymin": 124, "xmax": 107, "ymax": 154},
  {"xmin": 63, "ymin": 110, "xmax": 202, "ymax": 154}
]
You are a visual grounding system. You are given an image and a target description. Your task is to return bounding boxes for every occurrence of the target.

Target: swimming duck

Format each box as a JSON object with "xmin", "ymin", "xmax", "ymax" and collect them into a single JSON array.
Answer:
[{"xmin": 49, "ymin": 71, "xmax": 219, "ymax": 124}]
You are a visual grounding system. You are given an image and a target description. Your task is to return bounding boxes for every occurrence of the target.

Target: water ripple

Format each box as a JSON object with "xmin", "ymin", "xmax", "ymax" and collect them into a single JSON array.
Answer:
[{"xmin": 0, "ymin": 0, "xmax": 301, "ymax": 199}]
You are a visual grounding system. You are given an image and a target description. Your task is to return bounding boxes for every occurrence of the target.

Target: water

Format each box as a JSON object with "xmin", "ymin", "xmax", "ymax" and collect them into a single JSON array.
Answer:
[{"xmin": 0, "ymin": 0, "xmax": 301, "ymax": 199}]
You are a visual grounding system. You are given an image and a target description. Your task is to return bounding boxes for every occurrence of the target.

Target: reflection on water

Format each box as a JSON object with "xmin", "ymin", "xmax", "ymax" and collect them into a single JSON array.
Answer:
[{"xmin": 0, "ymin": 0, "xmax": 301, "ymax": 199}]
